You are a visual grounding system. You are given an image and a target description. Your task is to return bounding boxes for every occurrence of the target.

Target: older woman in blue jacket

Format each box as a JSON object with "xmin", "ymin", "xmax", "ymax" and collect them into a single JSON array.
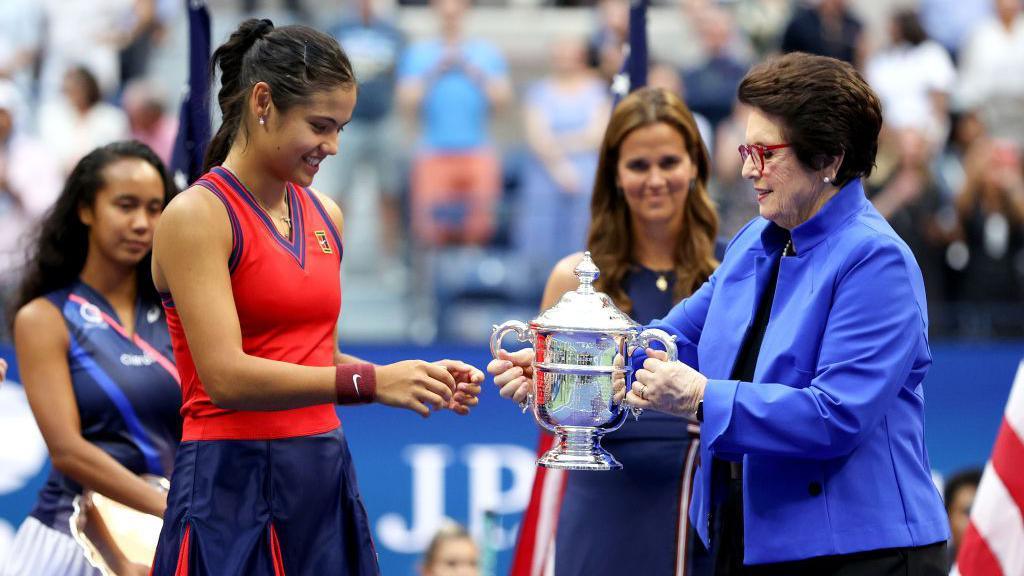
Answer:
[{"xmin": 624, "ymin": 52, "xmax": 950, "ymax": 574}]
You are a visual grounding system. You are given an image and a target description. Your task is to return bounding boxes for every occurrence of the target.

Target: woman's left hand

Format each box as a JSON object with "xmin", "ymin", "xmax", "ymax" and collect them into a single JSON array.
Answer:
[
  {"xmin": 436, "ymin": 360, "xmax": 484, "ymax": 416},
  {"xmin": 629, "ymin": 348, "xmax": 707, "ymax": 417}
]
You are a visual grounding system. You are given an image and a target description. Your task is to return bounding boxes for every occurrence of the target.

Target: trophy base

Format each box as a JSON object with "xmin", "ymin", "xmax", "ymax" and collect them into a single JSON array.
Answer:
[{"xmin": 538, "ymin": 427, "xmax": 621, "ymax": 471}]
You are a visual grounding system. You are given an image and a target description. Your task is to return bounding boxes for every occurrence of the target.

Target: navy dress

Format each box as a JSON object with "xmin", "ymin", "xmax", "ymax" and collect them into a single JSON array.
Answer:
[
  {"xmin": 31, "ymin": 281, "xmax": 181, "ymax": 532},
  {"xmin": 553, "ymin": 266, "xmax": 711, "ymax": 576},
  {"xmin": 3, "ymin": 281, "xmax": 181, "ymax": 576}
]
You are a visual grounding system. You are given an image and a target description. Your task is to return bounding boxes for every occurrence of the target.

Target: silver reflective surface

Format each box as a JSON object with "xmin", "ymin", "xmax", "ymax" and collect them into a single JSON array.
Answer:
[{"xmin": 488, "ymin": 252, "xmax": 677, "ymax": 471}]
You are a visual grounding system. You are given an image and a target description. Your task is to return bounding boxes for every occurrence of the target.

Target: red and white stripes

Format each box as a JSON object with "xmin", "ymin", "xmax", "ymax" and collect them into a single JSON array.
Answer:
[{"xmin": 954, "ymin": 361, "xmax": 1024, "ymax": 576}]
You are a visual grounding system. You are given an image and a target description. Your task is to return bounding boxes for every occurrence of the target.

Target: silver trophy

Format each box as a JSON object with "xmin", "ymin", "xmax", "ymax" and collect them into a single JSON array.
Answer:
[{"xmin": 490, "ymin": 252, "xmax": 677, "ymax": 470}]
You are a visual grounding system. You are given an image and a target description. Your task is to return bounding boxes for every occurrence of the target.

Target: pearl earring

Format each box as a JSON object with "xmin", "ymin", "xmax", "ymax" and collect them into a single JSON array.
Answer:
[
  {"xmin": 259, "ymin": 116, "xmax": 266, "ymax": 126},
  {"xmin": 823, "ymin": 176, "xmax": 832, "ymax": 184}
]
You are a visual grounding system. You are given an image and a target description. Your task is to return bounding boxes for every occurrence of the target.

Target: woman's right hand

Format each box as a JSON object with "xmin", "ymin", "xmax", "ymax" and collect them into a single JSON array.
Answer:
[
  {"xmin": 486, "ymin": 349, "xmax": 535, "ymax": 404},
  {"xmin": 375, "ymin": 361, "xmax": 457, "ymax": 417}
]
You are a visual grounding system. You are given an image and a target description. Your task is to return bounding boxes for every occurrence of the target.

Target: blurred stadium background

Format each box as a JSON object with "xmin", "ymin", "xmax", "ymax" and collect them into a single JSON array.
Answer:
[{"xmin": 0, "ymin": 0, "xmax": 1022, "ymax": 573}]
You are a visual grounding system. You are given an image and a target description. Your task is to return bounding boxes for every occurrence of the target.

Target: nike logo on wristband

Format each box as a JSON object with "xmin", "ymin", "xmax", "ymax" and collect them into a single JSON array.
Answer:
[{"xmin": 353, "ymin": 374, "xmax": 362, "ymax": 398}]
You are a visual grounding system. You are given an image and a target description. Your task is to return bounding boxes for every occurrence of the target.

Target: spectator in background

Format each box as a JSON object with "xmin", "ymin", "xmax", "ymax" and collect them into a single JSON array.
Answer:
[
  {"xmin": 587, "ymin": 0, "xmax": 629, "ymax": 84},
  {"xmin": 937, "ymin": 110, "xmax": 987, "ymax": 201},
  {"xmin": 240, "ymin": 0, "xmax": 309, "ymax": 22},
  {"xmin": 329, "ymin": 0, "xmax": 405, "ymax": 266},
  {"xmin": 956, "ymin": 0, "xmax": 1024, "ymax": 148},
  {"xmin": 649, "ymin": 61, "xmax": 714, "ymax": 153},
  {"xmin": 0, "ymin": 80, "xmax": 61, "ymax": 341},
  {"xmin": 951, "ymin": 138, "xmax": 1024, "ymax": 337},
  {"xmin": 39, "ymin": 66, "xmax": 130, "ymax": 176},
  {"xmin": 869, "ymin": 127, "xmax": 953, "ymax": 333},
  {"xmin": 943, "ymin": 468, "xmax": 982, "ymax": 569},
  {"xmin": 121, "ymin": 79, "xmax": 177, "ymax": 164},
  {"xmin": 398, "ymin": 0, "xmax": 512, "ymax": 246},
  {"xmin": 38, "ymin": 0, "xmax": 139, "ymax": 101},
  {"xmin": 516, "ymin": 36, "xmax": 610, "ymax": 288},
  {"xmin": 419, "ymin": 521, "xmax": 479, "ymax": 576},
  {"xmin": 780, "ymin": 0, "xmax": 864, "ymax": 67},
  {"xmin": 681, "ymin": 6, "xmax": 749, "ymax": 130},
  {"xmin": 0, "ymin": 0, "xmax": 42, "ymax": 95},
  {"xmin": 865, "ymin": 9, "xmax": 957, "ymax": 151},
  {"xmin": 727, "ymin": 0, "xmax": 792, "ymax": 58},
  {"xmin": 918, "ymin": 0, "xmax": 992, "ymax": 60},
  {"xmin": 710, "ymin": 103, "xmax": 757, "ymax": 238}
]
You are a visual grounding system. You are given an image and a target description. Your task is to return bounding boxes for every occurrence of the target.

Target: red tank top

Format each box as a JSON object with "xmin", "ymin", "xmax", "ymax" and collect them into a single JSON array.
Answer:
[{"xmin": 163, "ymin": 166, "xmax": 343, "ymax": 440}]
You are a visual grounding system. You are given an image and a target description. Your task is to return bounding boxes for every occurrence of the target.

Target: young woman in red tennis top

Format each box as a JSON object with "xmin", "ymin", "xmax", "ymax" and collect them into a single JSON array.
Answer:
[{"xmin": 148, "ymin": 19, "xmax": 483, "ymax": 576}]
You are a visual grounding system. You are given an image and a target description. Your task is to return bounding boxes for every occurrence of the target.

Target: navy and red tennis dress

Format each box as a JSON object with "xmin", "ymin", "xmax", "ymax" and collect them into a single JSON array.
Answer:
[{"xmin": 150, "ymin": 167, "xmax": 379, "ymax": 576}]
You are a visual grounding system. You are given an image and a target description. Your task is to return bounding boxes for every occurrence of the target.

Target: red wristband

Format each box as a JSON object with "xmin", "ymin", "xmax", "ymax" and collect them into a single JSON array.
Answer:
[{"xmin": 335, "ymin": 363, "xmax": 377, "ymax": 405}]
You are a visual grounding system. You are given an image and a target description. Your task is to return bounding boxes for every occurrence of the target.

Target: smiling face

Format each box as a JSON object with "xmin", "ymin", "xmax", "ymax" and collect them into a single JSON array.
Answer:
[
  {"xmin": 616, "ymin": 121, "xmax": 697, "ymax": 231},
  {"xmin": 259, "ymin": 85, "xmax": 357, "ymax": 188},
  {"xmin": 79, "ymin": 158, "xmax": 166, "ymax": 268},
  {"xmin": 742, "ymin": 108, "xmax": 837, "ymax": 230}
]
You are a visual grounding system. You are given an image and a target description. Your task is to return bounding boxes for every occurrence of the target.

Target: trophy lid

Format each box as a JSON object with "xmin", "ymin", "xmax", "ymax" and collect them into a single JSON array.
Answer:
[{"xmin": 532, "ymin": 252, "xmax": 640, "ymax": 332}]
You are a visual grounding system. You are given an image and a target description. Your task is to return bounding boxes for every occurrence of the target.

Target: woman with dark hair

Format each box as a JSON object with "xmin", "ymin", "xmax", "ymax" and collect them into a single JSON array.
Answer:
[
  {"xmin": 624, "ymin": 52, "xmax": 950, "ymax": 574},
  {"xmin": 490, "ymin": 86, "xmax": 719, "ymax": 575},
  {"xmin": 148, "ymin": 19, "xmax": 482, "ymax": 576},
  {"xmin": 3, "ymin": 141, "xmax": 179, "ymax": 576}
]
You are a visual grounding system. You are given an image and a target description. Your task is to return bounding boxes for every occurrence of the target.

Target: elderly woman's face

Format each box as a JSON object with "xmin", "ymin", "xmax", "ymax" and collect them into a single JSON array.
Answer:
[
  {"xmin": 616, "ymin": 121, "xmax": 697, "ymax": 229},
  {"xmin": 742, "ymin": 108, "xmax": 832, "ymax": 230}
]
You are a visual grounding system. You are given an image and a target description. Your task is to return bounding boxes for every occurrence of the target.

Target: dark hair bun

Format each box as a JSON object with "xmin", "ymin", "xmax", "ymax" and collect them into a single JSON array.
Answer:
[{"xmin": 240, "ymin": 18, "xmax": 274, "ymax": 49}]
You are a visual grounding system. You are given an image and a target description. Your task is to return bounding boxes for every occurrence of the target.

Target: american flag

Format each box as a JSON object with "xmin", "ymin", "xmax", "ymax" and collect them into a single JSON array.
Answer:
[{"xmin": 953, "ymin": 361, "xmax": 1024, "ymax": 576}]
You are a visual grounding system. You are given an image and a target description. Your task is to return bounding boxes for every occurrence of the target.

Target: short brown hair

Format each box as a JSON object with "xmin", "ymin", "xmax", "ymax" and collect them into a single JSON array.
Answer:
[{"xmin": 737, "ymin": 52, "xmax": 882, "ymax": 186}]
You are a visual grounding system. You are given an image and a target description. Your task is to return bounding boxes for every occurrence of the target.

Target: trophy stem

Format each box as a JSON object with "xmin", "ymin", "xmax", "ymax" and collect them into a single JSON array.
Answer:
[{"xmin": 538, "ymin": 426, "xmax": 622, "ymax": 471}]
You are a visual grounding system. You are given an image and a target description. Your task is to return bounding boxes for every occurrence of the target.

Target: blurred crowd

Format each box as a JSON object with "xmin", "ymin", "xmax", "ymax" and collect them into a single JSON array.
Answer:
[{"xmin": 0, "ymin": 0, "xmax": 1022, "ymax": 343}]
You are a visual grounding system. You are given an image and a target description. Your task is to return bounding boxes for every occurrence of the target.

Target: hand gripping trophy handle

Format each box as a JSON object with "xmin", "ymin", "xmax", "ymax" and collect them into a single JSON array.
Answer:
[
  {"xmin": 490, "ymin": 320, "xmax": 533, "ymax": 412},
  {"xmin": 632, "ymin": 328, "xmax": 678, "ymax": 361},
  {"xmin": 627, "ymin": 329, "xmax": 678, "ymax": 416}
]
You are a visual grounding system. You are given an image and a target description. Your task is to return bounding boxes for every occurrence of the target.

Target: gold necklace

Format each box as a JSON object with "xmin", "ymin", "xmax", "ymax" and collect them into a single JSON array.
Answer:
[
  {"xmin": 221, "ymin": 166, "xmax": 292, "ymax": 228},
  {"xmin": 654, "ymin": 270, "xmax": 671, "ymax": 292},
  {"xmin": 254, "ymin": 191, "xmax": 292, "ymax": 229}
]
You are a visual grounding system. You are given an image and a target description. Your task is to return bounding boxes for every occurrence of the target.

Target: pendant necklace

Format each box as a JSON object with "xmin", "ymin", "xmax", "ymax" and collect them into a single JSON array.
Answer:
[{"xmin": 255, "ymin": 191, "xmax": 292, "ymax": 230}]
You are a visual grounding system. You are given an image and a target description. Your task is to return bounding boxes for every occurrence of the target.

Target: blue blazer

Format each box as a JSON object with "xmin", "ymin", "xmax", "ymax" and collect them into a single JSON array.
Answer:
[{"xmin": 642, "ymin": 179, "xmax": 950, "ymax": 564}]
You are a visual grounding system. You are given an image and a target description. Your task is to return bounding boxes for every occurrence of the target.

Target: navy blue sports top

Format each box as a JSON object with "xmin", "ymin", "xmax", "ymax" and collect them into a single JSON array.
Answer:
[{"xmin": 29, "ymin": 281, "xmax": 181, "ymax": 534}]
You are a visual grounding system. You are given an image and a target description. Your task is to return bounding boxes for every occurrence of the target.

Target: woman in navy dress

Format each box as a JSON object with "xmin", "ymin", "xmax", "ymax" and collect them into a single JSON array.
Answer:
[
  {"xmin": 3, "ymin": 141, "xmax": 180, "ymax": 576},
  {"xmin": 489, "ymin": 87, "xmax": 719, "ymax": 576}
]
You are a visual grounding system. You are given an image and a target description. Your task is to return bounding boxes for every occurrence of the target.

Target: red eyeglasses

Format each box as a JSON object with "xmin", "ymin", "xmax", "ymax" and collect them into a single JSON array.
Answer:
[{"xmin": 738, "ymin": 143, "xmax": 791, "ymax": 172}]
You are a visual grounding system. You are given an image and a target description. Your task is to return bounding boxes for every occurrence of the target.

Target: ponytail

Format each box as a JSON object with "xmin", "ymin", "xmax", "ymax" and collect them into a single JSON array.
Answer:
[{"xmin": 202, "ymin": 18, "xmax": 356, "ymax": 173}]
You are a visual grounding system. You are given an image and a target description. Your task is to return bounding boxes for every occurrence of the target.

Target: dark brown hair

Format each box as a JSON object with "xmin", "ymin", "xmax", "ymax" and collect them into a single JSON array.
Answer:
[
  {"xmin": 12, "ymin": 141, "xmax": 177, "ymax": 323},
  {"xmin": 203, "ymin": 19, "xmax": 356, "ymax": 172},
  {"xmin": 737, "ymin": 52, "xmax": 883, "ymax": 187},
  {"xmin": 893, "ymin": 10, "xmax": 928, "ymax": 47},
  {"xmin": 587, "ymin": 87, "xmax": 718, "ymax": 315},
  {"xmin": 66, "ymin": 65, "xmax": 102, "ymax": 109}
]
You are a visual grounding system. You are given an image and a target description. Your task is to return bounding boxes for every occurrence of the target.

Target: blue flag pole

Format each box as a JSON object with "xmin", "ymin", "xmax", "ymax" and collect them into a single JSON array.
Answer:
[
  {"xmin": 611, "ymin": 0, "xmax": 649, "ymax": 106},
  {"xmin": 170, "ymin": 0, "xmax": 212, "ymax": 190}
]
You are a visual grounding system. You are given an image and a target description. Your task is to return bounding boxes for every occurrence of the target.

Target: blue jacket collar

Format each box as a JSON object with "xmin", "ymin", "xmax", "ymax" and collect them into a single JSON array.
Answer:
[{"xmin": 759, "ymin": 178, "xmax": 868, "ymax": 255}]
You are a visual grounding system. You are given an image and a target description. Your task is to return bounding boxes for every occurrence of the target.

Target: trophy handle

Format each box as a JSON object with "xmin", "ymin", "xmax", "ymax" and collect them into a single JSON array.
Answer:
[
  {"xmin": 632, "ymin": 328, "xmax": 678, "ymax": 361},
  {"xmin": 490, "ymin": 321, "xmax": 534, "ymax": 412},
  {"xmin": 625, "ymin": 329, "xmax": 678, "ymax": 419}
]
